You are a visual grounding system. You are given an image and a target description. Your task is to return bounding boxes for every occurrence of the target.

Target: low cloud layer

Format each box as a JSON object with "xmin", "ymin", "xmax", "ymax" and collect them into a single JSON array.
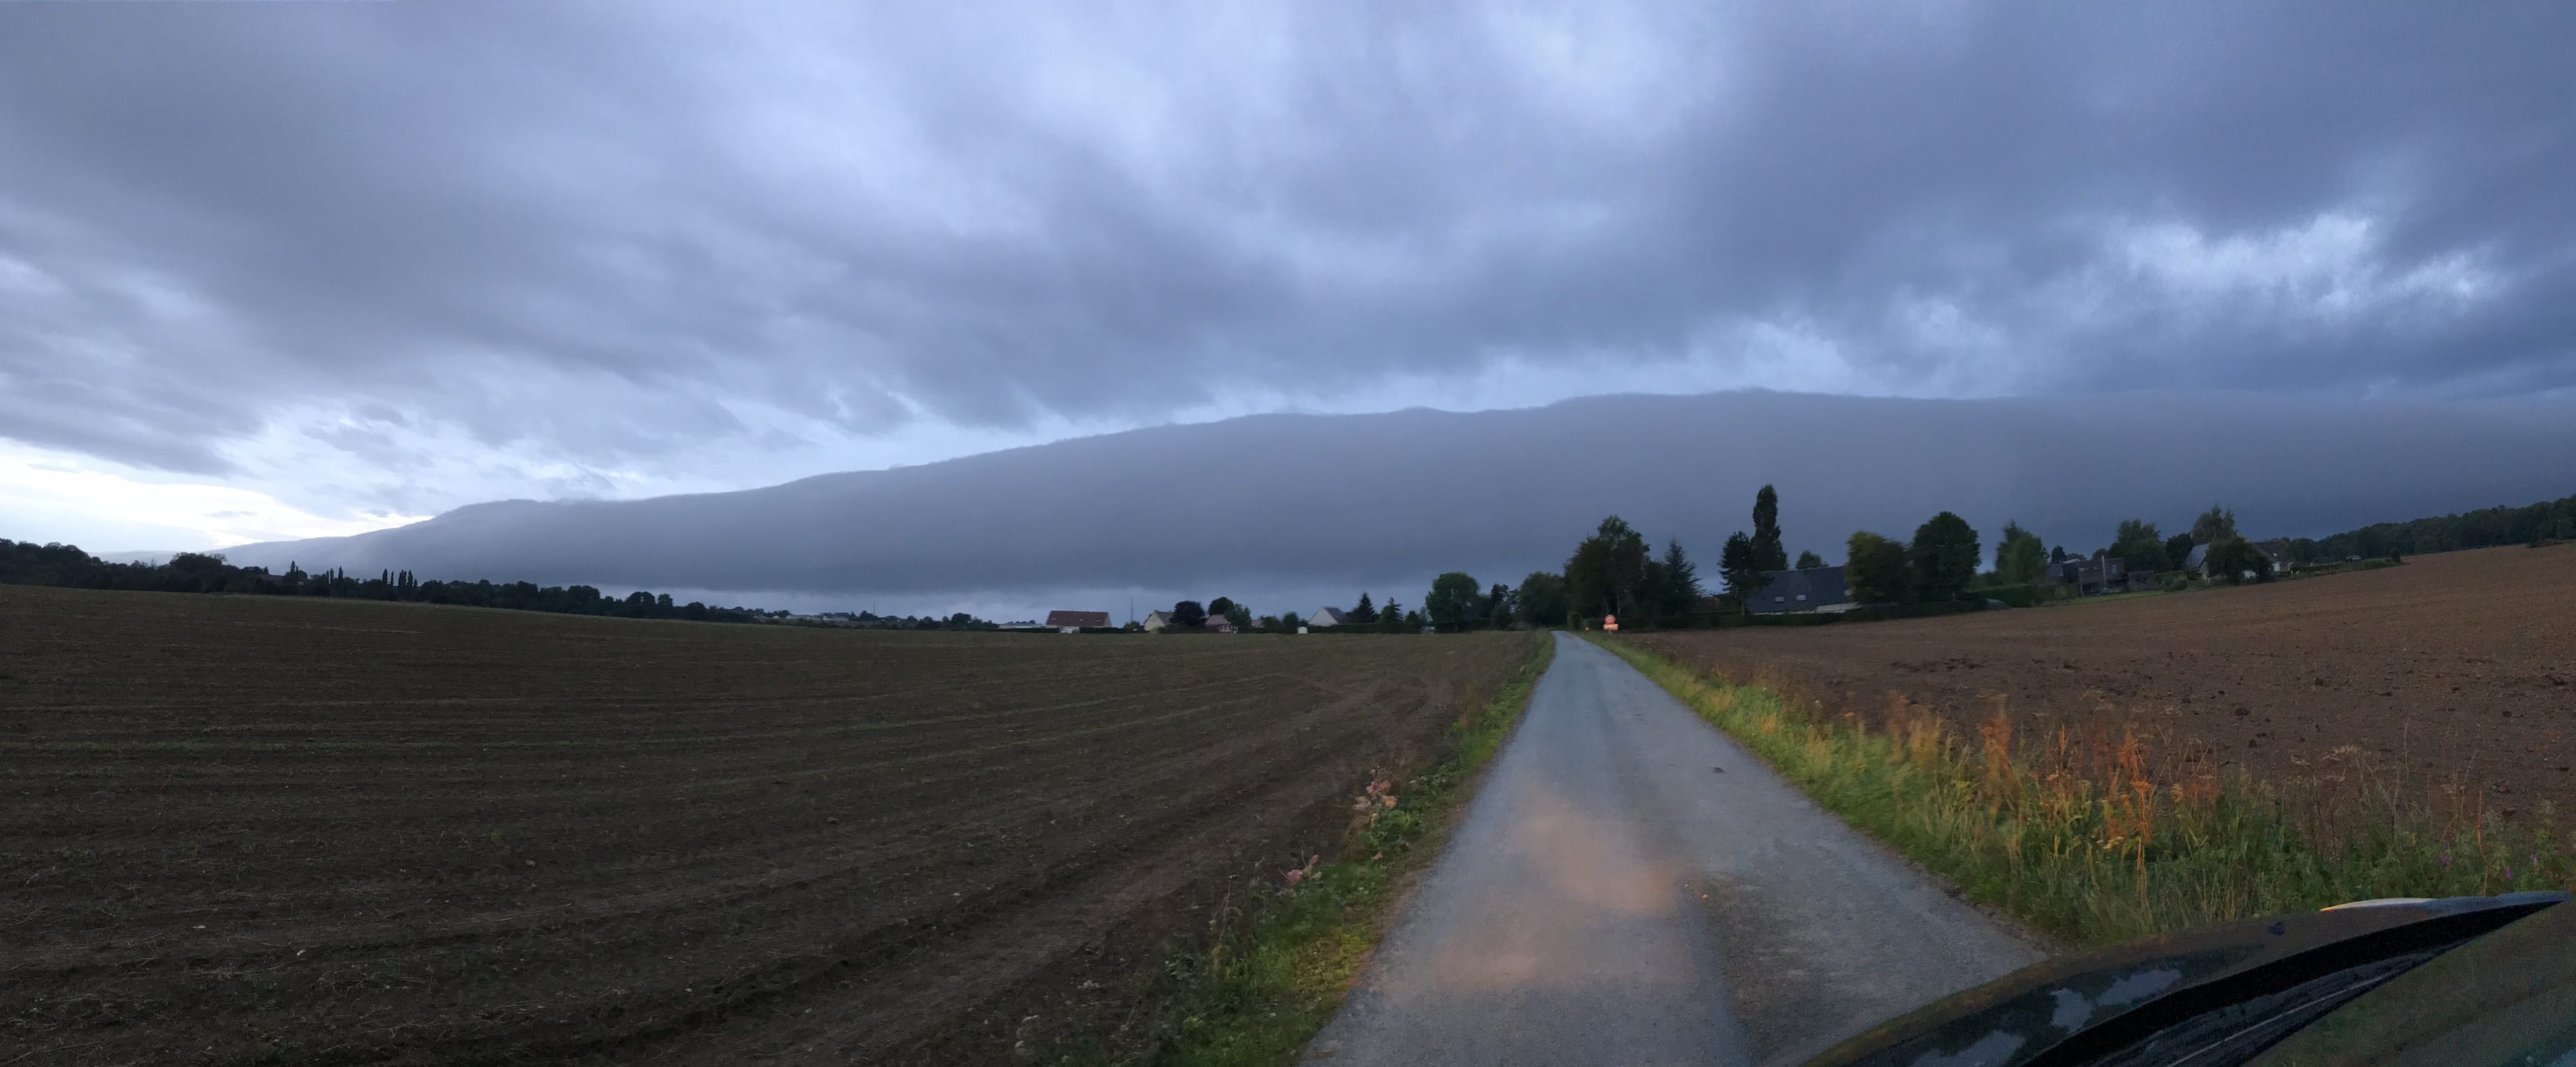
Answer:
[
  {"xmin": 225, "ymin": 391, "xmax": 2576, "ymax": 617},
  {"xmin": 3, "ymin": 2, "xmax": 2573, "ymax": 536}
]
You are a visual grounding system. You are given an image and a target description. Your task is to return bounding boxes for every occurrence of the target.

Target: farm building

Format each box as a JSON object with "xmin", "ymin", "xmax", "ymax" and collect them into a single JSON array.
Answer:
[
  {"xmin": 2183, "ymin": 539, "xmax": 2296, "ymax": 582},
  {"xmin": 1141, "ymin": 610, "xmax": 1172, "ymax": 633},
  {"xmin": 1045, "ymin": 610, "xmax": 1111, "ymax": 633},
  {"xmin": 1746, "ymin": 566, "xmax": 1851, "ymax": 614},
  {"xmin": 1309, "ymin": 607, "xmax": 1356, "ymax": 627},
  {"xmin": 2056, "ymin": 554, "xmax": 2153, "ymax": 595},
  {"xmin": 2255, "ymin": 539, "xmax": 2298, "ymax": 572}
]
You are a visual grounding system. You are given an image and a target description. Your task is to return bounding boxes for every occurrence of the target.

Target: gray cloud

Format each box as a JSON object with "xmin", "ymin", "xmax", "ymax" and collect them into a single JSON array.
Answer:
[
  {"xmin": 3, "ymin": 1, "xmax": 2573, "ymax": 487},
  {"xmin": 224, "ymin": 391, "xmax": 2576, "ymax": 616}
]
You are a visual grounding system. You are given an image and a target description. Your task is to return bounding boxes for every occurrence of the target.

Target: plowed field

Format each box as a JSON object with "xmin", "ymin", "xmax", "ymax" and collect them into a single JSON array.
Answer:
[
  {"xmin": 0, "ymin": 586, "xmax": 1538, "ymax": 1065},
  {"xmin": 1628, "ymin": 544, "xmax": 2576, "ymax": 819}
]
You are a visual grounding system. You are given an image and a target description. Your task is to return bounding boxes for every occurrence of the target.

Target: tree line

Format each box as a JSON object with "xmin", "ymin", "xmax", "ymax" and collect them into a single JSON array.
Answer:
[
  {"xmin": 0, "ymin": 539, "xmax": 1003, "ymax": 630},
  {"xmin": 1425, "ymin": 484, "xmax": 2576, "ymax": 633}
]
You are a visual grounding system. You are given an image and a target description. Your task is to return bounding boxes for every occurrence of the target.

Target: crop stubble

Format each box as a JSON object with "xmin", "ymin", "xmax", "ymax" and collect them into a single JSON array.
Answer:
[
  {"xmin": 0, "ymin": 587, "xmax": 1536, "ymax": 1064},
  {"xmin": 1628, "ymin": 544, "xmax": 2576, "ymax": 821}
]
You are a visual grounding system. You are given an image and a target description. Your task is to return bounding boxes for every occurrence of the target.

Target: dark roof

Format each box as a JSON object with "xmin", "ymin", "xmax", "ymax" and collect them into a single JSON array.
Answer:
[
  {"xmin": 1747, "ymin": 566, "xmax": 1849, "ymax": 613},
  {"xmin": 1312, "ymin": 607, "xmax": 1352, "ymax": 624},
  {"xmin": 1045, "ymin": 610, "xmax": 1112, "ymax": 628}
]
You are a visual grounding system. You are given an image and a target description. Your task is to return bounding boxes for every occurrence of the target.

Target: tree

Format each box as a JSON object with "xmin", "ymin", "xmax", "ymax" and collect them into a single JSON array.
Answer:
[
  {"xmin": 1995, "ymin": 522, "xmax": 2047, "ymax": 586},
  {"xmin": 1376, "ymin": 598, "xmax": 1409, "ymax": 633},
  {"xmin": 1844, "ymin": 532, "xmax": 1909, "ymax": 605},
  {"xmin": 1169, "ymin": 600, "xmax": 1207, "ymax": 629},
  {"xmin": 1656, "ymin": 539, "xmax": 1702, "ymax": 621},
  {"xmin": 1426, "ymin": 571, "xmax": 1483, "ymax": 633},
  {"xmin": 1224, "ymin": 603, "xmax": 1252, "ymax": 630},
  {"xmin": 2203, "ymin": 536, "xmax": 2265, "ymax": 585},
  {"xmin": 1403, "ymin": 609, "xmax": 1426, "ymax": 631},
  {"xmin": 1565, "ymin": 515, "xmax": 1649, "ymax": 619},
  {"xmin": 1794, "ymin": 550, "xmax": 1824, "ymax": 570},
  {"xmin": 1482, "ymin": 584, "xmax": 1516, "ymax": 629},
  {"xmin": 1207, "ymin": 596, "xmax": 1237, "ymax": 619},
  {"xmin": 2049, "ymin": 545, "xmax": 2068, "ymax": 565},
  {"xmin": 2111, "ymin": 519, "xmax": 2167, "ymax": 573},
  {"xmin": 1750, "ymin": 485, "xmax": 1789, "ymax": 571},
  {"xmin": 1716, "ymin": 531, "xmax": 1762, "ymax": 605},
  {"xmin": 1280, "ymin": 610, "xmax": 1304, "ymax": 632},
  {"xmin": 1350, "ymin": 592, "xmax": 1377, "ymax": 623},
  {"xmin": 2192, "ymin": 506, "xmax": 2239, "ymax": 545},
  {"xmin": 1909, "ymin": 512, "xmax": 1982, "ymax": 603},
  {"xmin": 2163, "ymin": 532, "xmax": 2195, "ymax": 572},
  {"xmin": 1515, "ymin": 571, "xmax": 1569, "ymax": 628}
]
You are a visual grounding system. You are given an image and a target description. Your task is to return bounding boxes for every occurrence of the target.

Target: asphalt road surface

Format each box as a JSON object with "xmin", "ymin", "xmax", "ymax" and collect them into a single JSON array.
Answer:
[{"xmin": 1303, "ymin": 633, "xmax": 2047, "ymax": 1067}]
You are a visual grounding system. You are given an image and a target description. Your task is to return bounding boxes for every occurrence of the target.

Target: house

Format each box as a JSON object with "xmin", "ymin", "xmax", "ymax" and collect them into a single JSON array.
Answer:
[
  {"xmin": 1045, "ymin": 610, "xmax": 1111, "ymax": 633},
  {"xmin": 1204, "ymin": 617, "xmax": 1238, "ymax": 633},
  {"xmin": 2253, "ymin": 539, "xmax": 2298, "ymax": 573},
  {"xmin": 1309, "ymin": 607, "xmax": 1356, "ymax": 628},
  {"xmin": 1142, "ymin": 610, "xmax": 1172, "ymax": 633},
  {"xmin": 2056, "ymin": 554, "xmax": 2153, "ymax": 596},
  {"xmin": 2185, "ymin": 539, "xmax": 2293, "ymax": 582},
  {"xmin": 1745, "ymin": 566, "xmax": 1850, "ymax": 614}
]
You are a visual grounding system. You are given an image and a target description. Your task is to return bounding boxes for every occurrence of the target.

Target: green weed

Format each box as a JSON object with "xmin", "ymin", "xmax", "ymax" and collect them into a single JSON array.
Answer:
[{"xmin": 1593, "ymin": 635, "xmax": 2575, "ymax": 947}]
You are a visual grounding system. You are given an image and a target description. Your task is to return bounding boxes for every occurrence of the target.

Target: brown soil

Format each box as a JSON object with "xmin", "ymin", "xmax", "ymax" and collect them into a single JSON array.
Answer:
[
  {"xmin": 1628, "ymin": 545, "xmax": 2576, "ymax": 819},
  {"xmin": 0, "ymin": 587, "xmax": 1538, "ymax": 1066}
]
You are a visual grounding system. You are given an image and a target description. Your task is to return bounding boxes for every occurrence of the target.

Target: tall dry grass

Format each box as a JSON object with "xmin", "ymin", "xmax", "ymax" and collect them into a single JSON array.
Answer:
[{"xmin": 1596, "ymin": 636, "xmax": 2575, "ymax": 946}]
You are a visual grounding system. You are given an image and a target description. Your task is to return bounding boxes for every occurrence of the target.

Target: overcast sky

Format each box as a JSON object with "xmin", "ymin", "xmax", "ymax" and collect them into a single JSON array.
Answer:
[{"xmin": 3, "ymin": 1, "xmax": 2572, "ymax": 554}]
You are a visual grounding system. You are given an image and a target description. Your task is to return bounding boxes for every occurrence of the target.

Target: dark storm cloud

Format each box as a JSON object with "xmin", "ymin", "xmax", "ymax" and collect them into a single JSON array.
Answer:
[
  {"xmin": 226, "ymin": 391, "xmax": 2576, "ymax": 612},
  {"xmin": 2, "ymin": 1, "xmax": 2573, "ymax": 476}
]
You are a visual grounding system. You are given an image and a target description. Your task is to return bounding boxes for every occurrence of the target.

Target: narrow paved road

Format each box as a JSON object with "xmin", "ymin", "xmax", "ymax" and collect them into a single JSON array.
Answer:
[{"xmin": 1303, "ymin": 633, "xmax": 2045, "ymax": 1067}]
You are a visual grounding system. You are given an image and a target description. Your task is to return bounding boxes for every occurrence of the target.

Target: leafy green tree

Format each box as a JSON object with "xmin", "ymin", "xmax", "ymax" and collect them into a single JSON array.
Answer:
[
  {"xmin": 1794, "ymin": 550, "xmax": 1824, "ymax": 570},
  {"xmin": 2203, "ymin": 536, "xmax": 2265, "ymax": 584},
  {"xmin": 2049, "ymin": 545, "xmax": 2068, "ymax": 565},
  {"xmin": 1280, "ymin": 610, "xmax": 1304, "ymax": 632},
  {"xmin": 2111, "ymin": 519, "xmax": 2167, "ymax": 573},
  {"xmin": 1515, "ymin": 572, "xmax": 1570, "ymax": 628},
  {"xmin": 1426, "ymin": 571, "xmax": 1483, "ymax": 633},
  {"xmin": 1224, "ymin": 603, "xmax": 1252, "ymax": 630},
  {"xmin": 1750, "ymin": 485, "xmax": 1789, "ymax": 571},
  {"xmin": 1207, "ymin": 596, "xmax": 1237, "ymax": 619},
  {"xmin": 1565, "ymin": 515, "xmax": 1649, "ymax": 619},
  {"xmin": 1717, "ymin": 531, "xmax": 1762, "ymax": 605},
  {"xmin": 2192, "ymin": 506, "xmax": 2239, "ymax": 545},
  {"xmin": 1403, "ymin": 609, "xmax": 1426, "ymax": 632},
  {"xmin": 1995, "ymin": 522, "xmax": 2048, "ymax": 586},
  {"xmin": 1482, "ymin": 584, "xmax": 1515, "ymax": 629},
  {"xmin": 2164, "ymin": 532, "xmax": 2195, "ymax": 571},
  {"xmin": 1169, "ymin": 600, "xmax": 1208, "ymax": 628},
  {"xmin": 1909, "ymin": 512, "xmax": 1982, "ymax": 603},
  {"xmin": 1350, "ymin": 592, "xmax": 1377, "ymax": 623},
  {"xmin": 1844, "ymin": 532, "xmax": 1908, "ymax": 605}
]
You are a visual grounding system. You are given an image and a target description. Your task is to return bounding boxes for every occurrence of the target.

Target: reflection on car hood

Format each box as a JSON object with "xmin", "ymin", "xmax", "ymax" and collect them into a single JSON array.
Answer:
[
  {"xmin": 2248, "ymin": 894, "xmax": 2576, "ymax": 1065},
  {"xmin": 1805, "ymin": 893, "xmax": 2569, "ymax": 1067}
]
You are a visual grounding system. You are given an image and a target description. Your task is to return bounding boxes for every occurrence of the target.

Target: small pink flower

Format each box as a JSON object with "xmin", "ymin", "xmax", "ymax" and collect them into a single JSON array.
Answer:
[{"xmin": 1284, "ymin": 868, "xmax": 1305, "ymax": 886}]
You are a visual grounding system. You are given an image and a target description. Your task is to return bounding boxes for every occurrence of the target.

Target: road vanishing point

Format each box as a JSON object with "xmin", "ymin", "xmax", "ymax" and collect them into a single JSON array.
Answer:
[{"xmin": 1304, "ymin": 632, "xmax": 2047, "ymax": 1067}]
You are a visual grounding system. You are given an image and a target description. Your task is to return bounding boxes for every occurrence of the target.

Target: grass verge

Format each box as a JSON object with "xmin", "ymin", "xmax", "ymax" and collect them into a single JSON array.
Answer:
[
  {"xmin": 1589, "ymin": 634, "xmax": 2574, "ymax": 948},
  {"xmin": 1082, "ymin": 633, "xmax": 1556, "ymax": 1066}
]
